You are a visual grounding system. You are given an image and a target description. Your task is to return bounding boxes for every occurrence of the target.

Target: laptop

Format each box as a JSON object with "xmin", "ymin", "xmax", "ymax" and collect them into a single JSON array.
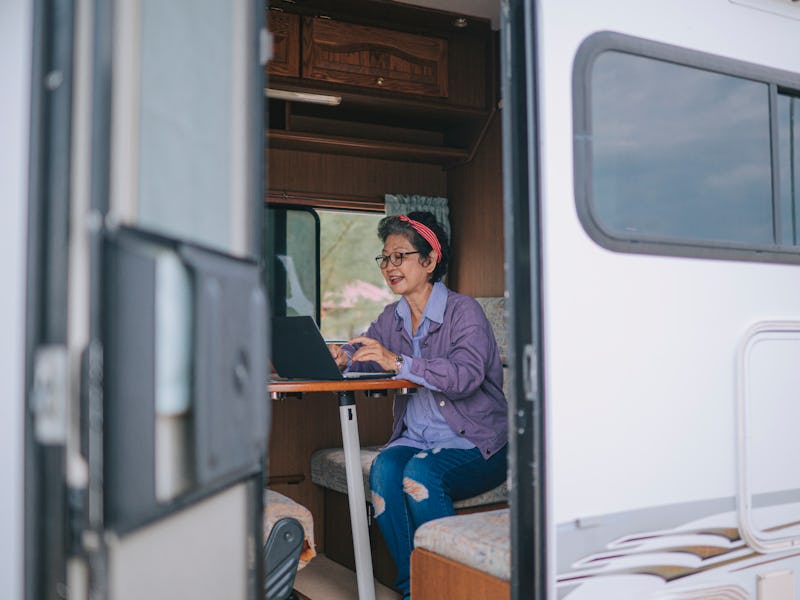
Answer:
[{"xmin": 270, "ymin": 316, "xmax": 396, "ymax": 381}]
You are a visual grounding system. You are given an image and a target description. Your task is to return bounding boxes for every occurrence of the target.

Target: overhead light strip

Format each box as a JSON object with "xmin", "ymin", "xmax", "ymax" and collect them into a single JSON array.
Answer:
[{"xmin": 264, "ymin": 88, "xmax": 342, "ymax": 106}]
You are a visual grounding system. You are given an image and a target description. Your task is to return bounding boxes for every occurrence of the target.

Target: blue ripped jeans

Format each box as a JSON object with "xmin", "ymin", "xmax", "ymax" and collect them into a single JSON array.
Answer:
[{"xmin": 369, "ymin": 444, "xmax": 508, "ymax": 599}]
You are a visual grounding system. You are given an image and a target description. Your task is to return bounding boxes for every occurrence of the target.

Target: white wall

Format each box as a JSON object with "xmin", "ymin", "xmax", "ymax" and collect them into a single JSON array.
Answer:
[{"xmin": 0, "ymin": 0, "xmax": 32, "ymax": 597}]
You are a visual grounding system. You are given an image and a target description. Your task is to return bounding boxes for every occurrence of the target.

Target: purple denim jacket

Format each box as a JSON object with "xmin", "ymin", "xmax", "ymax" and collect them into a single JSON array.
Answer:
[{"xmin": 347, "ymin": 287, "xmax": 508, "ymax": 459}]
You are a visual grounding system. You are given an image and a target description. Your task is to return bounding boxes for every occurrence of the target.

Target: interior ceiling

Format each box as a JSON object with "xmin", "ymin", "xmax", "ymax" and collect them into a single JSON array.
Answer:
[{"xmin": 396, "ymin": 0, "xmax": 501, "ymax": 28}]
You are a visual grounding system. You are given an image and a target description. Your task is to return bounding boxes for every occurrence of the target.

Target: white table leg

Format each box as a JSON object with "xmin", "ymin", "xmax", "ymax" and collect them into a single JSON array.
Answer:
[{"xmin": 338, "ymin": 392, "xmax": 376, "ymax": 600}]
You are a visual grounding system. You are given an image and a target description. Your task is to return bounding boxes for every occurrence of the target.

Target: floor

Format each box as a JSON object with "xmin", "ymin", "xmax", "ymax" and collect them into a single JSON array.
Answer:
[{"xmin": 293, "ymin": 554, "xmax": 401, "ymax": 600}]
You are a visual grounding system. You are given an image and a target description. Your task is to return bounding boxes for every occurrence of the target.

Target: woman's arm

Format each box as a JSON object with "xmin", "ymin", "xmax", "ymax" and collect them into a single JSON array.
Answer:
[{"xmin": 408, "ymin": 297, "xmax": 499, "ymax": 397}]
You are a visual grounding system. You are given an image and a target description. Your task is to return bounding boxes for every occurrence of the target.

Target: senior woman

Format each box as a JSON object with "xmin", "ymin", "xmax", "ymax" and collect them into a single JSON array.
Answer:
[{"xmin": 330, "ymin": 211, "xmax": 508, "ymax": 600}]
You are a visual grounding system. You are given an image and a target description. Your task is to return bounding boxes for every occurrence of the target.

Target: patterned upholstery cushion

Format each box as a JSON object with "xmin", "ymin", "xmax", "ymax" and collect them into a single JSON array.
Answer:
[
  {"xmin": 310, "ymin": 446, "xmax": 508, "ymax": 509},
  {"xmin": 475, "ymin": 297, "xmax": 507, "ymax": 366},
  {"xmin": 263, "ymin": 489, "xmax": 317, "ymax": 569},
  {"xmin": 476, "ymin": 296, "xmax": 510, "ymax": 399},
  {"xmin": 311, "ymin": 446, "xmax": 380, "ymax": 496},
  {"xmin": 413, "ymin": 508, "xmax": 510, "ymax": 581}
]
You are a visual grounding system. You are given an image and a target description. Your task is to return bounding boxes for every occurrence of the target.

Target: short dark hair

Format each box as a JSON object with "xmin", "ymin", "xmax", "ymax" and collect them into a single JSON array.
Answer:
[{"xmin": 377, "ymin": 211, "xmax": 450, "ymax": 282}]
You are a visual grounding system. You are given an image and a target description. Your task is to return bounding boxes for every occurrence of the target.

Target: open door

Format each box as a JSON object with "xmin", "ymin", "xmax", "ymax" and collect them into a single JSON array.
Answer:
[
  {"xmin": 25, "ymin": 1, "xmax": 268, "ymax": 598},
  {"xmin": 501, "ymin": 0, "xmax": 545, "ymax": 598}
]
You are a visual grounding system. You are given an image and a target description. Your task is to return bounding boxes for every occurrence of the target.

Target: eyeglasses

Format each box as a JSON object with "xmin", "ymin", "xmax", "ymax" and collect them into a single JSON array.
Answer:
[{"xmin": 375, "ymin": 251, "xmax": 420, "ymax": 269}]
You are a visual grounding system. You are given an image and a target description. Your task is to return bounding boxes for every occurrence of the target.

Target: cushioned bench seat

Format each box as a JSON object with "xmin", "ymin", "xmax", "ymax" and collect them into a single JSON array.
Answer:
[
  {"xmin": 414, "ymin": 508, "xmax": 510, "ymax": 581},
  {"xmin": 410, "ymin": 509, "xmax": 510, "ymax": 599},
  {"xmin": 263, "ymin": 489, "xmax": 317, "ymax": 569},
  {"xmin": 310, "ymin": 446, "xmax": 509, "ymax": 509}
]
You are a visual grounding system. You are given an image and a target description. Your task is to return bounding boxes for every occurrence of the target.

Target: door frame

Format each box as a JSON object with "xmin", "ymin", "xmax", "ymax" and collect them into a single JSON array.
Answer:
[{"xmin": 502, "ymin": 0, "xmax": 547, "ymax": 598}]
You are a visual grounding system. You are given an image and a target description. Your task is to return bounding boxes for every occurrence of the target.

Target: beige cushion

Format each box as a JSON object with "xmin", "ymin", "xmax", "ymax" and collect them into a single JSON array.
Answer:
[
  {"xmin": 414, "ymin": 508, "xmax": 510, "ymax": 581},
  {"xmin": 310, "ymin": 446, "xmax": 508, "ymax": 509},
  {"xmin": 264, "ymin": 489, "xmax": 316, "ymax": 568},
  {"xmin": 475, "ymin": 297, "xmax": 507, "ymax": 366}
]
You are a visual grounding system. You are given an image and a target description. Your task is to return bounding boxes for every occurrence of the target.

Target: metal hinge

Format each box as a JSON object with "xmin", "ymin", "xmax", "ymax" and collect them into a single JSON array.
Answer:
[
  {"xmin": 522, "ymin": 343, "xmax": 537, "ymax": 402},
  {"xmin": 30, "ymin": 345, "xmax": 69, "ymax": 445},
  {"xmin": 68, "ymin": 486, "xmax": 87, "ymax": 556}
]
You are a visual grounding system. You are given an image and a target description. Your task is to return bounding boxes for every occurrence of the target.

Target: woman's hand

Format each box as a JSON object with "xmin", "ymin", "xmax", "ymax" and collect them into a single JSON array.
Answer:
[
  {"xmin": 348, "ymin": 336, "xmax": 397, "ymax": 372},
  {"xmin": 327, "ymin": 343, "xmax": 348, "ymax": 370}
]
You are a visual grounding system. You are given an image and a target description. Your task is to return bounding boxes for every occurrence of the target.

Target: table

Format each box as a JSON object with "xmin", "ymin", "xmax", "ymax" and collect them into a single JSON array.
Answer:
[{"xmin": 268, "ymin": 378, "xmax": 418, "ymax": 600}]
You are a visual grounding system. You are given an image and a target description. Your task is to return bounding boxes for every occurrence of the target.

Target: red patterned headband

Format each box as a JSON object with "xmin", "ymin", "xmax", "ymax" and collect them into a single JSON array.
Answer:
[{"xmin": 398, "ymin": 215, "xmax": 442, "ymax": 263}]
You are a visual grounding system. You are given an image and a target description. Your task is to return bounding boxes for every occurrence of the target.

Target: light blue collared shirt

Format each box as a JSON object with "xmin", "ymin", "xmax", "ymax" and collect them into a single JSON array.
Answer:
[{"xmin": 388, "ymin": 282, "xmax": 474, "ymax": 450}]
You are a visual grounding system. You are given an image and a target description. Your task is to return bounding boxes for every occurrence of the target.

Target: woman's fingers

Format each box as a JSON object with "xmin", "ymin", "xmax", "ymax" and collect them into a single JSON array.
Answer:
[
  {"xmin": 327, "ymin": 343, "xmax": 347, "ymax": 368},
  {"xmin": 352, "ymin": 346, "xmax": 379, "ymax": 361},
  {"xmin": 347, "ymin": 336, "xmax": 393, "ymax": 370},
  {"xmin": 351, "ymin": 338, "xmax": 384, "ymax": 359},
  {"xmin": 349, "ymin": 336, "xmax": 379, "ymax": 355}
]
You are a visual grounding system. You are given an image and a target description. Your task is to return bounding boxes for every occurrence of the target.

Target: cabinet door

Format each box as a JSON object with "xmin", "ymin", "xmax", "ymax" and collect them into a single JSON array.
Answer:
[
  {"xmin": 268, "ymin": 11, "xmax": 300, "ymax": 77},
  {"xmin": 302, "ymin": 17, "xmax": 448, "ymax": 98}
]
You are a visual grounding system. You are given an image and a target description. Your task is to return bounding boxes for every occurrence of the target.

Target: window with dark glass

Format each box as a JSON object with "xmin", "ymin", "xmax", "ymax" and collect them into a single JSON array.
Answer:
[
  {"xmin": 265, "ymin": 206, "xmax": 320, "ymax": 322},
  {"xmin": 778, "ymin": 93, "xmax": 800, "ymax": 246},
  {"xmin": 575, "ymin": 34, "xmax": 800, "ymax": 261}
]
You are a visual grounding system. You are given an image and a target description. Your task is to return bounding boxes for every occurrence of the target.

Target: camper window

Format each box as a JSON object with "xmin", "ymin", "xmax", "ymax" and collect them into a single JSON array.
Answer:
[
  {"xmin": 266, "ymin": 205, "xmax": 390, "ymax": 338},
  {"xmin": 574, "ymin": 32, "xmax": 800, "ymax": 263},
  {"xmin": 778, "ymin": 93, "xmax": 800, "ymax": 245}
]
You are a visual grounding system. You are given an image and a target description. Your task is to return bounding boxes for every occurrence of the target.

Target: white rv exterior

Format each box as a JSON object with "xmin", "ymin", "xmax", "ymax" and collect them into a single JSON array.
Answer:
[
  {"xmin": 0, "ymin": 0, "xmax": 31, "ymax": 598},
  {"xmin": 535, "ymin": 0, "xmax": 800, "ymax": 597}
]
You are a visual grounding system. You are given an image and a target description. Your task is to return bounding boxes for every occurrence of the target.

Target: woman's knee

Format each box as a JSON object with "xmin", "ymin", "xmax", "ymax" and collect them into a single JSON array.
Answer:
[
  {"xmin": 370, "ymin": 452, "xmax": 396, "ymax": 487},
  {"xmin": 401, "ymin": 450, "xmax": 442, "ymax": 502},
  {"xmin": 370, "ymin": 450, "xmax": 409, "ymax": 517},
  {"xmin": 371, "ymin": 448, "xmax": 414, "ymax": 497}
]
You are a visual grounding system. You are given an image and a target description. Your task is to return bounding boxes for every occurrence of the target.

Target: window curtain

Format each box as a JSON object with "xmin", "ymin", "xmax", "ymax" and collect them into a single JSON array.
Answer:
[{"xmin": 384, "ymin": 194, "xmax": 451, "ymax": 243}]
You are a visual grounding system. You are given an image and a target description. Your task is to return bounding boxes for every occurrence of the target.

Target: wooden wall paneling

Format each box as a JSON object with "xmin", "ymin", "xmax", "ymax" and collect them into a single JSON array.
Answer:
[
  {"xmin": 267, "ymin": 148, "xmax": 447, "ymax": 199},
  {"xmin": 447, "ymin": 112, "xmax": 504, "ymax": 296},
  {"xmin": 353, "ymin": 392, "xmax": 396, "ymax": 447},
  {"xmin": 268, "ymin": 130, "xmax": 468, "ymax": 165},
  {"xmin": 268, "ymin": 392, "xmax": 336, "ymax": 551},
  {"xmin": 447, "ymin": 30, "xmax": 489, "ymax": 110},
  {"xmin": 288, "ymin": 113, "xmax": 446, "ymax": 146}
]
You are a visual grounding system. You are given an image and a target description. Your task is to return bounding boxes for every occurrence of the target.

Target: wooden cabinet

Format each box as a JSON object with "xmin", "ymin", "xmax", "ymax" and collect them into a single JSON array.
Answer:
[
  {"xmin": 301, "ymin": 17, "xmax": 448, "ymax": 98},
  {"xmin": 264, "ymin": 1, "xmax": 496, "ymax": 166},
  {"xmin": 267, "ymin": 11, "xmax": 300, "ymax": 77}
]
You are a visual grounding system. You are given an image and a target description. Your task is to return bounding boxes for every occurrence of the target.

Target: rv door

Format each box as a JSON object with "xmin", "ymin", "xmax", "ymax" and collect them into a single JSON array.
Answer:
[
  {"xmin": 25, "ymin": 1, "xmax": 268, "ymax": 598},
  {"xmin": 501, "ymin": 0, "xmax": 545, "ymax": 599}
]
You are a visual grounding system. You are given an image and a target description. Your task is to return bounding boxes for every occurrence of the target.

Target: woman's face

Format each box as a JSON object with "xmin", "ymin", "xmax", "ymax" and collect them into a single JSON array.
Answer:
[{"xmin": 380, "ymin": 233, "xmax": 436, "ymax": 297}]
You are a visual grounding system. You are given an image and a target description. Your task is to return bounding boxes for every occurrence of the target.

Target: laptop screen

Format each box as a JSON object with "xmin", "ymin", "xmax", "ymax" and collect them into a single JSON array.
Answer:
[{"xmin": 270, "ymin": 316, "xmax": 394, "ymax": 380}]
